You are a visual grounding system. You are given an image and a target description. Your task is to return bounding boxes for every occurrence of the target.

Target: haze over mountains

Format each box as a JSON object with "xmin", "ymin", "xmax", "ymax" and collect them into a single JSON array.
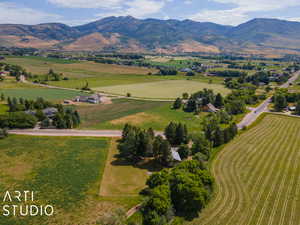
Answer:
[{"xmin": 1, "ymin": 16, "xmax": 300, "ymax": 56}]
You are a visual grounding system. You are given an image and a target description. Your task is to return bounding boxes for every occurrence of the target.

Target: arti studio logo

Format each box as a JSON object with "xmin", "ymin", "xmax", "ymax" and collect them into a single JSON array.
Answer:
[{"xmin": 1, "ymin": 191, "xmax": 54, "ymax": 217}]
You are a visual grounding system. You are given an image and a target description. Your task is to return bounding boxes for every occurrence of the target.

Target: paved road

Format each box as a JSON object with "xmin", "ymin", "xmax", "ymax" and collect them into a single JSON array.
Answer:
[
  {"xmin": 237, "ymin": 70, "xmax": 300, "ymax": 129},
  {"xmin": 9, "ymin": 129, "xmax": 164, "ymax": 137}
]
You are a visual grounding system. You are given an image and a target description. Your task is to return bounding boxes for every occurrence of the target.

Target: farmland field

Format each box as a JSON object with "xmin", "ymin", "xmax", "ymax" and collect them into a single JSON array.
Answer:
[
  {"xmin": 77, "ymin": 99, "xmax": 205, "ymax": 131},
  {"xmin": 95, "ymin": 80, "xmax": 230, "ymax": 99},
  {"xmin": 0, "ymin": 87, "xmax": 88, "ymax": 101},
  {"xmin": 0, "ymin": 135, "xmax": 126, "ymax": 225},
  {"xmin": 4, "ymin": 56, "xmax": 156, "ymax": 77},
  {"xmin": 188, "ymin": 114, "xmax": 300, "ymax": 225}
]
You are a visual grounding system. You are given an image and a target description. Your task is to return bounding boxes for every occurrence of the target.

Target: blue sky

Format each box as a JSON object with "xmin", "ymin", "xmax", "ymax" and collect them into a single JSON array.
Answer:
[{"xmin": 1, "ymin": 0, "xmax": 300, "ymax": 26}]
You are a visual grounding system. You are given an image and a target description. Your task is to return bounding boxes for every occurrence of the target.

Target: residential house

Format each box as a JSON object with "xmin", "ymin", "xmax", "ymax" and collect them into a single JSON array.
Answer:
[
  {"xmin": 42, "ymin": 107, "xmax": 58, "ymax": 118},
  {"xmin": 74, "ymin": 94, "xmax": 101, "ymax": 104},
  {"xmin": 203, "ymin": 103, "xmax": 219, "ymax": 113}
]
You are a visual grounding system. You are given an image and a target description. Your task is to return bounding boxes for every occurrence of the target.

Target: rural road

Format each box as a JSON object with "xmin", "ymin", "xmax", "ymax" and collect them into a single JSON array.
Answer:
[
  {"xmin": 237, "ymin": 70, "xmax": 300, "ymax": 129},
  {"xmin": 9, "ymin": 129, "xmax": 164, "ymax": 137}
]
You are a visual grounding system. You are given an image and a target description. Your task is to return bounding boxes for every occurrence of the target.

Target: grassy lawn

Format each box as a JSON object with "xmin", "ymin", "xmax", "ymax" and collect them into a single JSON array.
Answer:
[
  {"xmin": 187, "ymin": 114, "xmax": 300, "ymax": 225},
  {"xmin": 0, "ymin": 135, "xmax": 126, "ymax": 225},
  {"xmin": 0, "ymin": 87, "xmax": 89, "ymax": 101},
  {"xmin": 95, "ymin": 80, "xmax": 230, "ymax": 99},
  {"xmin": 0, "ymin": 102, "xmax": 8, "ymax": 115},
  {"xmin": 77, "ymin": 98, "xmax": 205, "ymax": 132},
  {"xmin": 100, "ymin": 139, "xmax": 159, "ymax": 196}
]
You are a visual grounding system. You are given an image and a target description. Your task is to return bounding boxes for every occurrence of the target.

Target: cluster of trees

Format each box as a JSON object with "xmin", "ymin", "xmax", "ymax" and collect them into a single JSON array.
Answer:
[
  {"xmin": 164, "ymin": 122, "xmax": 188, "ymax": 146},
  {"xmin": 202, "ymin": 114, "xmax": 238, "ymax": 147},
  {"xmin": 5, "ymin": 96, "xmax": 53, "ymax": 112},
  {"xmin": 158, "ymin": 68, "xmax": 178, "ymax": 76},
  {"xmin": 228, "ymin": 62, "xmax": 257, "ymax": 70},
  {"xmin": 142, "ymin": 160, "xmax": 213, "ymax": 224},
  {"xmin": 0, "ymin": 94, "xmax": 81, "ymax": 129},
  {"xmin": 0, "ymin": 112, "xmax": 37, "ymax": 129},
  {"xmin": 118, "ymin": 123, "xmax": 190, "ymax": 166},
  {"xmin": 95, "ymin": 53, "xmax": 144, "ymax": 60},
  {"xmin": 174, "ymin": 87, "xmax": 255, "ymax": 116},
  {"xmin": 245, "ymin": 71, "xmax": 270, "ymax": 85},
  {"xmin": 51, "ymin": 108, "xmax": 80, "ymax": 129},
  {"xmin": 0, "ymin": 62, "xmax": 32, "ymax": 80},
  {"xmin": 210, "ymin": 70, "xmax": 247, "ymax": 77},
  {"xmin": 44, "ymin": 69, "xmax": 65, "ymax": 81},
  {"xmin": 273, "ymin": 89, "xmax": 300, "ymax": 112},
  {"xmin": 175, "ymin": 89, "xmax": 224, "ymax": 113},
  {"xmin": 225, "ymin": 89, "xmax": 266, "ymax": 114},
  {"xmin": 118, "ymin": 125, "xmax": 164, "ymax": 162}
]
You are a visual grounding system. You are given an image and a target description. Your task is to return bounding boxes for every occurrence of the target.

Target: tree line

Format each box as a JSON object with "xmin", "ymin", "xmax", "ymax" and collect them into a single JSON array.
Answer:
[{"xmin": 0, "ymin": 94, "xmax": 80, "ymax": 129}]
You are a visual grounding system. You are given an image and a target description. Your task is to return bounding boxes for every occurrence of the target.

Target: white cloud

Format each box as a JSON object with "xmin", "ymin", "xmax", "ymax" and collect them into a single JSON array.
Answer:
[
  {"xmin": 0, "ymin": 2, "xmax": 61, "ymax": 24},
  {"xmin": 95, "ymin": 0, "xmax": 167, "ymax": 18},
  {"xmin": 48, "ymin": 0, "xmax": 123, "ymax": 9},
  {"xmin": 190, "ymin": 0, "xmax": 300, "ymax": 25}
]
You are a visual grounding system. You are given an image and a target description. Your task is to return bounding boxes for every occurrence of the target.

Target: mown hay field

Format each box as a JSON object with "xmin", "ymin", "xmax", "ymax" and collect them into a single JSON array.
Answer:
[
  {"xmin": 95, "ymin": 80, "xmax": 231, "ymax": 99},
  {"xmin": 188, "ymin": 114, "xmax": 300, "ymax": 225}
]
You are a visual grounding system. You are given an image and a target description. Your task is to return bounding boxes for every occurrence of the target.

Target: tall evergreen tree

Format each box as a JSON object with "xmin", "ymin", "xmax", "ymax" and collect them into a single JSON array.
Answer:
[
  {"xmin": 214, "ymin": 93, "xmax": 224, "ymax": 108},
  {"xmin": 173, "ymin": 98, "xmax": 182, "ymax": 109},
  {"xmin": 165, "ymin": 122, "xmax": 177, "ymax": 145}
]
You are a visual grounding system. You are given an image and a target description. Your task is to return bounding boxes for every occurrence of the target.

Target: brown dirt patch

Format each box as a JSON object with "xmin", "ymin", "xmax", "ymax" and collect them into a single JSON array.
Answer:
[{"xmin": 110, "ymin": 112, "xmax": 161, "ymax": 125}]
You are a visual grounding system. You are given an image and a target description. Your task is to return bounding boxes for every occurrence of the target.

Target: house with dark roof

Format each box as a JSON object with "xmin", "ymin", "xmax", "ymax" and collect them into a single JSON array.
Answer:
[{"xmin": 42, "ymin": 107, "xmax": 58, "ymax": 118}]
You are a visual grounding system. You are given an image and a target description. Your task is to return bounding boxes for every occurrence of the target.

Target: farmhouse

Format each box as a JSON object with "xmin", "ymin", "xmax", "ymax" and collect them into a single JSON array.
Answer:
[
  {"xmin": 204, "ymin": 103, "xmax": 219, "ymax": 113},
  {"xmin": 43, "ymin": 107, "xmax": 58, "ymax": 118},
  {"xmin": 25, "ymin": 107, "xmax": 58, "ymax": 118},
  {"xmin": 74, "ymin": 94, "xmax": 101, "ymax": 104}
]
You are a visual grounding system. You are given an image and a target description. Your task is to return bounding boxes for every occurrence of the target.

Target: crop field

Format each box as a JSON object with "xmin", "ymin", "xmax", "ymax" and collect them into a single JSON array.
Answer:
[
  {"xmin": 188, "ymin": 114, "xmax": 300, "ymax": 225},
  {"xmin": 95, "ymin": 80, "xmax": 230, "ymax": 99},
  {"xmin": 0, "ymin": 135, "xmax": 122, "ymax": 225},
  {"xmin": 77, "ymin": 99, "xmax": 205, "ymax": 131},
  {"xmin": 0, "ymin": 87, "xmax": 88, "ymax": 101}
]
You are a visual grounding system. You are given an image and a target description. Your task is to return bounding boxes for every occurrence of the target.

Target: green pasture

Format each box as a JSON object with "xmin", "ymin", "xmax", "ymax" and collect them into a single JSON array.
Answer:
[
  {"xmin": 0, "ymin": 88, "xmax": 88, "ymax": 101},
  {"xmin": 0, "ymin": 135, "xmax": 112, "ymax": 225},
  {"xmin": 95, "ymin": 80, "xmax": 230, "ymax": 99},
  {"xmin": 77, "ymin": 98, "xmax": 205, "ymax": 132}
]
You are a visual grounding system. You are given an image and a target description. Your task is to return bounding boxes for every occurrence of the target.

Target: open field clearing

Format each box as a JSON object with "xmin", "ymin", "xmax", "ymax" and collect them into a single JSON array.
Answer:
[
  {"xmin": 77, "ymin": 99, "xmax": 205, "ymax": 131},
  {"xmin": 0, "ymin": 135, "xmax": 133, "ymax": 225},
  {"xmin": 100, "ymin": 139, "xmax": 156, "ymax": 196},
  {"xmin": 95, "ymin": 80, "xmax": 230, "ymax": 99},
  {"xmin": 0, "ymin": 87, "xmax": 88, "ymax": 101},
  {"xmin": 187, "ymin": 114, "xmax": 300, "ymax": 225}
]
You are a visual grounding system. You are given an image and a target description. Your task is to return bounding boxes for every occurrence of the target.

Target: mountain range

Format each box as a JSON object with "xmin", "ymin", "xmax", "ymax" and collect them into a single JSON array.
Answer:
[{"xmin": 1, "ymin": 16, "xmax": 300, "ymax": 56}]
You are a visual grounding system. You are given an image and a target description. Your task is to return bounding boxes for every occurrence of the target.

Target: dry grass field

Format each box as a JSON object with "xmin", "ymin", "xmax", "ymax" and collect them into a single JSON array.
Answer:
[
  {"xmin": 188, "ymin": 114, "xmax": 300, "ymax": 225},
  {"xmin": 100, "ymin": 139, "xmax": 153, "ymax": 197}
]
